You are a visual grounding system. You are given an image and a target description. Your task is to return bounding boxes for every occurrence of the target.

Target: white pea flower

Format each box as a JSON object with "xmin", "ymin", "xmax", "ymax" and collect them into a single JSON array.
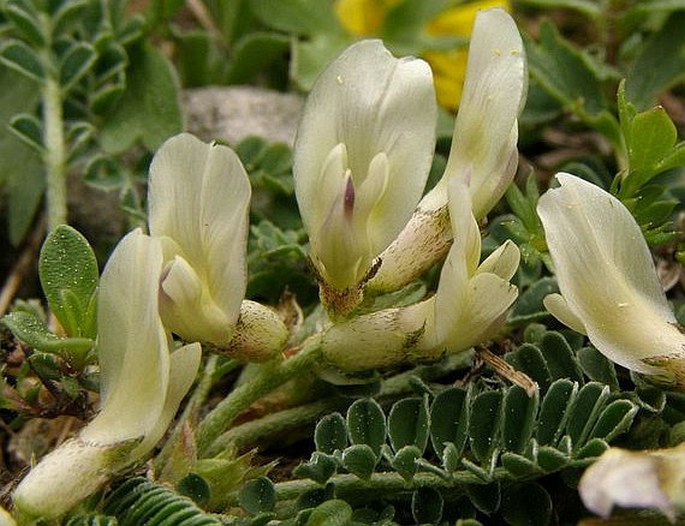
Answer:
[
  {"xmin": 322, "ymin": 179, "xmax": 519, "ymax": 371},
  {"xmin": 149, "ymin": 134, "xmax": 288, "ymax": 357},
  {"xmin": 293, "ymin": 39, "xmax": 437, "ymax": 308},
  {"xmin": 538, "ymin": 173, "xmax": 685, "ymax": 386},
  {"xmin": 368, "ymin": 7, "xmax": 527, "ymax": 293},
  {"xmin": 579, "ymin": 445, "xmax": 685, "ymax": 521},
  {"xmin": 13, "ymin": 230, "xmax": 202, "ymax": 521}
]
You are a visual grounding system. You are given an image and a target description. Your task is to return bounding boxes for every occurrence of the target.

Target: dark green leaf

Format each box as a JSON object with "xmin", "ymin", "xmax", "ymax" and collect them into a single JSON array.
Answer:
[
  {"xmin": 576, "ymin": 347, "xmax": 619, "ymax": 390},
  {"xmin": 502, "ymin": 386, "xmax": 539, "ymax": 454},
  {"xmin": 539, "ymin": 331, "xmax": 584, "ymax": 383},
  {"xmin": 314, "ymin": 412, "xmax": 347, "ymax": 454},
  {"xmin": 9, "ymin": 113, "xmax": 44, "ymax": 152},
  {"xmin": 430, "ymin": 387, "xmax": 469, "ymax": 458},
  {"xmin": 576, "ymin": 437, "xmax": 609, "ymax": 459},
  {"xmin": 226, "ymin": 32, "xmax": 289, "ymax": 84},
  {"xmin": 566, "ymin": 382, "xmax": 610, "ymax": 449},
  {"xmin": 508, "ymin": 277, "xmax": 558, "ymax": 327},
  {"xmin": 524, "ymin": 22, "xmax": 620, "ymax": 144},
  {"xmin": 391, "ymin": 445, "xmax": 421, "ymax": 481},
  {"xmin": 239, "ymin": 477, "xmax": 276, "ymax": 515},
  {"xmin": 4, "ymin": 0, "xmax": 45, "ymax": 46},
  {"xmin": 39, "ymin": 225, "xmax": 99, "ymax": 338},
  {"xmin": 515, "ymin": 0, "xmax": 601, "ymax": 18},
  {"xmin": 536, "ymin": 445, "xmax": 569, "ymax": 472},
  {"xmin": 536, "ymin": 379, "xmax": 577, "ymax": 446},
  {"xmin": 501, "ymin": 483, "xmax": 552, "ymax": 526},
  {"xmin": 590, "ymin": 399, "xmax": 638, "ymax": 442},
  {"xmin": 464, "ymin": 483, "xmax": 501, "ymax": 514},
  {"xmin": 177, "ymin": 473, "xmax": 211, "ymax": 507},
  {"xmin": 501, "ymin": 452, "xmax": 540, "ymax": 478},
  {"xmin": 249, "ymin": 0, "xmax": 341, "ymax": 35},
  {"xmin": 59, "ymin": 42, "xmax": 96, "ymax": 91},
  {"xmin": 469, "ymin": 390, "xmax": 503, "ymax": 463},
  {"xmin": 346, "ymin": 398, "xmax": 386, "ymax": 455},
  {"xmin": 52, "ymin": 0, "xmax": 89, "ymax": 36},
  {"xmin": 411, "ymin": 487, "xmax": 443, "ymax": 526},
  {"xmin": 505, "ymin": 343, "xmax": 552, "ymax": 393},
  {"xmin": 387, "ymin": 396, "xmax": 430, "ymax": 454},
  {"xmin": 0, "ymin": 39, "xmax": 44, "ymax": 81},
  {"xmin": 306, "ymin": 499, "xmax": 353, "ymax": 526},
  {"xmin": 293, "ymin": 453, "xmax": 337, "ymax": 485},
  {"xmin": 625, "ymin": 11, "xmax": 685, "ymax": 110},
  {"xmin": 84, "ymin": 156, "xmax": 124, "ymax": 190},
  {"xmin": 28, "ymin": 352, "xmax": 62, "ymax": 381},
  {"xmin": 341, "ymin": 444, "xmax": 376, "ymax": 480},
  {"xmin": 100, "ymin": 44, "xmax": 182, "ymax": 153}
]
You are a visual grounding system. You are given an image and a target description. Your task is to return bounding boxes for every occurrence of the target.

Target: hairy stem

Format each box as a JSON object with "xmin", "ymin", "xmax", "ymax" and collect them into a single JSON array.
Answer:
[{"xmin": 196, "ymin": 336, "xmax": 323, "ymax": 456}]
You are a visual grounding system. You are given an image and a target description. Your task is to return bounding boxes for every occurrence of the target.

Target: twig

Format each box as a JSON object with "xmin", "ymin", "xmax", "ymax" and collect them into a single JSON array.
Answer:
[{"xmin": 476, "ymin": 346, "xmax": 537, "ymax": 397}]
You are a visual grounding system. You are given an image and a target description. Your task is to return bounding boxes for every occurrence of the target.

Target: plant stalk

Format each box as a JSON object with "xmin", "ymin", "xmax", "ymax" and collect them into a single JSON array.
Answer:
[{"xmin": 196, "ymin": 336, "xmax": 323, "ymax": 456}]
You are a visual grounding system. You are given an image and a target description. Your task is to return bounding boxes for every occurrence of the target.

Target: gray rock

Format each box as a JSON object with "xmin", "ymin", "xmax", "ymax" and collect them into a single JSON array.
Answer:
[{"xmin": 183, "ymin": 86, "xmax": 305, "ymax": 147}]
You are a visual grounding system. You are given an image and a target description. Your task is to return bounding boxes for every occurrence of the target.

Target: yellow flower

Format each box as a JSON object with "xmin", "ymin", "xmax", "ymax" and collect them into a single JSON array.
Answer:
[{"xmin": 334, "ymin": 0, "xmax": 511, "ymax": 109}]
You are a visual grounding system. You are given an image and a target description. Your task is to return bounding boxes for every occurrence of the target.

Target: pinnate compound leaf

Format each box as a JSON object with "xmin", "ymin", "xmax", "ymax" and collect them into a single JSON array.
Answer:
[
  {"xmin": 100, "ymin": 44, "xmax": 182, "ymax": 153},
  {"xmin": 625, "ymin": 11, "xmax": 685, "ymax": 110},
  {"xmin": 39, "ymin": 225, "xmax": 99, "ymax": 338}
]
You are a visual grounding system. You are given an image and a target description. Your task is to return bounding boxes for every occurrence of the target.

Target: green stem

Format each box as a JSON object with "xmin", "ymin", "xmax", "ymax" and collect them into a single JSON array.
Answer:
[
  {"xmin": 207, "ymin": 396, "xmax": 346, "ymax": 455},
  {"xmin": 196, "ymin": 336, "xmax": 323, "ymax": 456},
  {"xmin": 40, "ymin": 17, "xmax": 68, "ymax": 231}
]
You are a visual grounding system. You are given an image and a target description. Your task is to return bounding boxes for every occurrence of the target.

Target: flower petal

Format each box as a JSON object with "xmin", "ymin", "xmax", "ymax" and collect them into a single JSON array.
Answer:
[
  {"xmin": 538, "ymin": 173, "xmax": 684, "ymax": 375},
  {"xmin": 294, "ymin": 39, "xmax": 437, "ymax": 288},
  {"xmin": 477, "ymin": 239, "xmax": 520, "ymax": 280},
  {"xmin": 148, "ymin": 133, "xmax": 249, "ymax": 328},
  {"xmin": 543, "ymin": 293, "xmax": 587, "ymax": 335},
  {"xmin": 443, "ymin": 8, "xmax": 526, "ymax": 219},
  {"xmin": 85, "ymin": 229, "xmax": 168, "ymax": 444}
]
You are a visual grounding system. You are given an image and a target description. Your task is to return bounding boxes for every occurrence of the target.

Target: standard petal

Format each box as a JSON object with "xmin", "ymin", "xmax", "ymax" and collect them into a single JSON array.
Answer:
[
  {"xmin": 85, "ymin": 229, "xmax": 168, "ymax": 444},
  {"xmin": 294, "ymin": 39, "xmax": 437, "ymax": 288},
  {"xmin": 448, "ymin": 177, "xmax": 481, "ymax": 275},
  {"xmin": 538, "ymin": 173, "xmax": 683, "ymax": 374},
  {"xmin": 148, "ymin": 133, "xmax": 249, "ymax": 326},
  {"xmin": 443, "ymin": 8, "xmax": 526, "ymax": 219}
]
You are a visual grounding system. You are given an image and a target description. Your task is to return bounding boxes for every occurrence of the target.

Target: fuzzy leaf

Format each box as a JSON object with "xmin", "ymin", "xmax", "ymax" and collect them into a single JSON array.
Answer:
[
  {"xmin": 536, "ymin": 379, "xmax": 577, "ymax": 446},
  {"xmin": 501, "ymin": 452, "xmax": 540, "ymax": 478},
  {"xmin": 4, "ymin": 0, "xmax": 45, "ymax": 46},
  {"xmin": 465, "ymin": 483, "xmax": 501, "ymax": 514},
  {"xmin": 59, "ymin": 42, "xmax": 97, "ymax": 91},
  {"xmin": 469, "ymin": 390, "xmax": 503, "ymax": 463},
  {"xmin": 39, "ymin": 225, "xmax": 99, "ymax": 338},
  {"xmin": 293, "ymin": 453, "xmax": 337, "ymax": 485},
  {"xmin": 430, "ymin": 387, "xmax": 469, "ymax": 458},
  {"xmin": 501, "ymin": 483, "xmax": 552, "ymax": 526},
  {"xmin": 306, "ymin": 499, "xmax": 353, "ymax": 526},
  {"xmin": 2, "ymin": 310, "xmax": 93, "ymax": 355},
  {"xmin": 502, "ymin": 386, "xmax": 539, "ymax": 454},
  {"xmin": 346, "ymin": 398, "xmax": 386, "ymax": 455},
  {"xmin": 0, "ymin": 39, "xmax": 44, "ymax": 82},
  {"xmin": 314, "ymin": 412, "xmax": 347, "ymax": 454},
  {"xmin": 590, "ymin": 399, "xmax": 638, "ymax": 442},
  {"xmin": 9, "ymin": 113, "xmax": 44, "ymax": 152},
  {"xmin": 341, "ymin": 444, "xmax": 377, "ymax": 480},
  {"xmin": 391, "ymin": 445, "xmax": 421, "ymax": 481},
  {"xmin": 566, "ymin": 382, "xmax": 610, "ymax": 449},
  {"xmin": 505, "ymin": 343, "xmax": 552, "ymax": 393},
  {"xmin": 411, "ymin": 487, "xmax": 444, "ymax": 526},
  {"xmin": 539, "ymin": 331, "xmax": 584, "ymax": 383},
  {"xmin": 388, "ymin": 397, "xmax": 430, "ymax": 454},
  {"xmin": 576, "ymin": 347, "xmax": 619, "ymax": 390},
  {"xmin": 239, "ymin": 477, "xmax": 276, "ymax": 515}
]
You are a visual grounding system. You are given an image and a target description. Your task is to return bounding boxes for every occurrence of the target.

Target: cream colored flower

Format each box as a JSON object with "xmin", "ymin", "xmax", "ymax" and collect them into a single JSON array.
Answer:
[
  {"xmin": 538, "ymin": 173, "xmax": 685, "ymax": 386},
  {"xmin": 579, "ymin": 445, "xmax": 685, "ymax": 520},
  {"xmin": 322, "ymin": 179, "xmax": 519, "ymax": 371},
  {"xmin": 148, "ymin": 134, "xmax": 288, "ymax": 358},
  {"xmin": 13, "ymin": 230, "xmax": 202, "ymax": 521},
  {"xmin": 367, "ymin": 8, "xmax": 526, "ymax": 293},
  {"xmin": 293, "ymin": 39, "xmax": 437, "ymax": 297}
]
